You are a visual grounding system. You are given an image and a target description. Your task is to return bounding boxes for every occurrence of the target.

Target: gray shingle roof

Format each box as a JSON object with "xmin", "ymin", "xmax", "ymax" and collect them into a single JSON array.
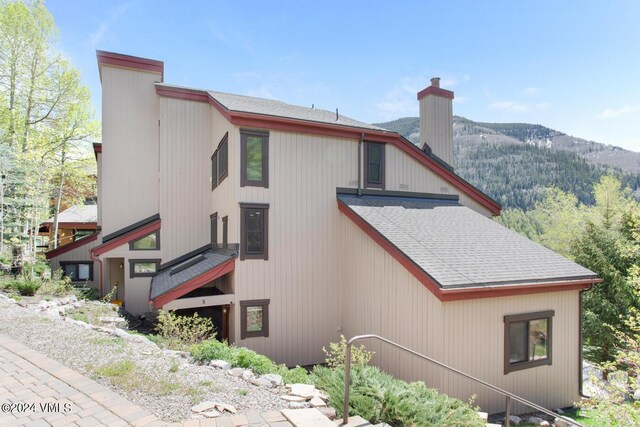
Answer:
[
  {"xmin": 150, "ymin": 248, "xmax": 237, "ymax": 300},
  {"xmin": 338, "ymin": 194, "xmax": 597, "ymax": 289},
  {"xmin": 208, "ymin": 90, "xmax": 385, "ymax": 131},
  {"xmin": 43, "ymin": 204, "xmax": 97, "ymax": 224}
]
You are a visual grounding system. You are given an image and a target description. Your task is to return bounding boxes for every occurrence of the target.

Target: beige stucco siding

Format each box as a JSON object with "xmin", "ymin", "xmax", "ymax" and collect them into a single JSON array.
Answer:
[
  {"xmin": 339, "ymin": 213, "xmax": 580, "ymax": 414},
  {"xmin": 101, "ymin": 66, "xmax": 160, "ymax": 237},
  {"xmin": 384, "ymin": 144, "xmax": 492, "ymax": 216},
  {"xmin": 234, "ymin": 131, "xmax": 358, "ymax": 366},
  {"xmin": 49, "ymin": 238, "xmax": 101, "ymax": 289},
  {"xmin": 159, "ymin": 97, "xmax": 212, "ymax": 261}
]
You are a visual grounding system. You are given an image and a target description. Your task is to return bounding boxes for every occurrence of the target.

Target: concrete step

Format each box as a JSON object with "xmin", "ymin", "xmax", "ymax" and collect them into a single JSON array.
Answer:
[{"xmin": 282, "ymin": 408, "xmax": 337, "ymax": 427}]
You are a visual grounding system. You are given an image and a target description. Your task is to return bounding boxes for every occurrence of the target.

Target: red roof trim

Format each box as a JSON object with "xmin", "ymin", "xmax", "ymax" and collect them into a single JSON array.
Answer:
[
  {"xmin": 417, "ymin": 86, "xmax": 454, "ymax": 100},
  {"xmin": 40, "ymin": 222, "xmax": 97, "ymax": 228},
  {"xmin": 156, "ymin": 84, "xmax": 500, "ymax": 215},
  {"xmin": 151, "ymin": 257, "xmax": 236, "ymax": 308},
  {"xmin": 91, "ymin": 219, "xmax": 161, "ymax": 256},
  {"xmin": 338, "ymin": 199, "xmax": 600, "ymax": 301},
  {"xmin": 93, "ymin": 143, "xmax": 102, "ymax": 154},
  {"xmin": 97, "ymin": 51, "xmax": 164, "ymax": 81},
  {"xmin": 45, "ymin": 233, "xmax": 98, "ymax": 260}
]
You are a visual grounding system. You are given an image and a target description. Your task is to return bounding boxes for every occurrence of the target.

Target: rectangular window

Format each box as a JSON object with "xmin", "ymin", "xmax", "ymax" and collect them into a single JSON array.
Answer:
[
  {"xmin": 129, "ymin": 231, "xmax": 160, "ymax": 250},
  {"xmin": 364, "ymin": 142, "xmax": 385, "ymax": 189},
  {"xmin": 504, "ymin": 310, "xmax": 553, "ymax": 374},
  {"xmin": 60, "ymin": 262, "xmax": 93, "ymax": 282},
  {"xmin": 210, "ymin": 213, "xmax": 218, "ymax": 245},
  {"xmin": 240, "ymin": 204, "xmax": 268, "ymax": 260},
  {"xmin": 240, "ymin": 129, "xmax": 269, "ymax": 188},
  {"xmin": 129, "ymin": 259, "xmax": 161, "ymax": 278},
  {"xmin": 212, "ymin": 132, "xmax": 229, "ymax": 190},
  {"xmin": 240, "ymin": 299, "xmax": 269, "ymax": 339},
  {"xmin": 222, "ymin": 216, "xmax": 228, "ymax": 248}
]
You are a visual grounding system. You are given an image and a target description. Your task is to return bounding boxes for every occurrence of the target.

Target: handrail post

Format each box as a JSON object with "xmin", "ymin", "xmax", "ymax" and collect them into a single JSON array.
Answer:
[
  {"xmin": 342, "ymin": 341, "xmax": 353, "ymax": 425},
  {"xmin": 505, "ymin": 396, "xmax": 511, "ymax": 427}
]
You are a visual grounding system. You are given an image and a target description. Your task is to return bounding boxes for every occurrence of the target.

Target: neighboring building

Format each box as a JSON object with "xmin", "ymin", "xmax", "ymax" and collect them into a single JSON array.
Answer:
[
  {"xmin": 46, "ymin": 51, "xmax": 601, "ymax": 414},
  {"xmin": 39, "ymin": 204, "xmax": 98, "ymax": 251}
]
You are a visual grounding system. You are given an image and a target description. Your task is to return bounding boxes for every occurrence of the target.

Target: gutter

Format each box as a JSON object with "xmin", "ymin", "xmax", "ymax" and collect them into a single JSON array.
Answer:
[
  {"xmin": 357, "ymin": 133, "xmax": 363, "ymax": 197},
  {"xmin": 579, "ymin": 284, "xmax": 594, "ymax": 397}
]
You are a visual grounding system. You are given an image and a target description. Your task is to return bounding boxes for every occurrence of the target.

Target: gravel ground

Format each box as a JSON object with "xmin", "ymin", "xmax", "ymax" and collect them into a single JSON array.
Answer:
[{"xmin": 0, "ymin": 294, "xmax": 290, "ymax": 422}]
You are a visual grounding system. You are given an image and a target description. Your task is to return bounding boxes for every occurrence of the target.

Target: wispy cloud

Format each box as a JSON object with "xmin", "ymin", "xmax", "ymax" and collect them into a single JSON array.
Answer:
[
  {"xmin": 489, "ymin": 101, "xmax": 550, "ymax": 113},
  {"xmin": 599, "ymin": 105, "xmax": 635, "ymax": 119},
  {"xmin": 523, "ymin": 87, "xmax": 541, "ymax": 96},
  {"xmin": 88, "ymin": 3, "xmax": 131, "ymax": 47},
  {"xmin": 375, "ymin": 74, "xmax": 467, "ymax": 120}
]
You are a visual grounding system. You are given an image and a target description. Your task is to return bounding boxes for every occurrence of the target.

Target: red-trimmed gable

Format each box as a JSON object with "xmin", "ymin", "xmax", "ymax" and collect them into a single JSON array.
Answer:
[
  {"xmin": 156, "ymin": 84, "xmax": 501, "ymax": 215},
  {"xmin": 337, "ymin": 199, "xmax": 600, "ymax": 301},
  {"xmin": 97, "ymin": 50, "xmax": 164, "ymax": 82},
  {"xmin": 91, "ymin": 219, "xmax": 160, "ymax": 256},
  {"xmin": 151, "ymin": 257, "xmax": 236, "ymax": 308},
  {"xmin": 45, "ymin": 233, "xmax": 98, "ymax": 260}
]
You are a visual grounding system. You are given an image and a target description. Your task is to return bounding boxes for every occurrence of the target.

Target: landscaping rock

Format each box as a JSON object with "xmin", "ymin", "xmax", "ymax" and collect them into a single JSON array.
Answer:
[
  {"xmin": 209, "ymin": 359, "xmax": 232, "ymax": 370},
  {"xmin": 553, "ymin": 418, "xmax": 571, "ymax": 427},
  {"xmin": 215, "ymin": 403, "xmax": 237, "ymax": 414},
  {"xmin": 281, "ymin": 395, "xmax": 307, "ymax": 402},
  {"xmin": 191, "ymin": 401, "xmax": 219, "ymax": 413},
  {"xmin": 227, "ymin": 367, "xmax": 245, "ymax": 376},
  {"xmin": 509, "ymin": 415, "xmax": 522, "ymax": 425},
  {"xmin": 288, "ymin": 383, "xmax": 315, "ymax": 398},
  {"xmin": 261, "ymin": 373, "xmax": 283, "ymax": 386},
  {"xmin": 317, "ymin": 407, "xmax": 337, "ymax": 420},
  {"xmin": 554, "ymin": 408, "xmax": 564, "ymax": 414},
  {"xmin": 527, "ymin": 416, "xmax": 545, "ymax": 425},
  {"xmin": 315, "ymin": 390, "xmax": 329, "ymax": 401},
  {"xmin": 241, "ymin": 369, "xmax": 255, "ymax": 380},
  {"xmin": 540, "ymin": 422, "xmax": 550, "ymax": 427},
  {"xmin": 309, "ymin": 396, "xmax": 326, "ymax": 408},
  {"xmin": 288, "ymin": 401, "xmax": 309, "ymax": 409},
  {"xmin": 250, "ymin": 377, "xmax": 274, "ymax": 388},
  {"xmin": 477, "ymin": 411, "xmax": 488, "ymax": 420},
  {"xmin": 200, "ymin": 410, "xmax": 221, "ymax": 418}
]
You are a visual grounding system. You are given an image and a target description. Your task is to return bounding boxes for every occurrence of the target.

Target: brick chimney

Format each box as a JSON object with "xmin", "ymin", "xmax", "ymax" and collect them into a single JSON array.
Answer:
[{"xmin": 417, "ymin": 77, "xmax": 454, "ymax": 165}]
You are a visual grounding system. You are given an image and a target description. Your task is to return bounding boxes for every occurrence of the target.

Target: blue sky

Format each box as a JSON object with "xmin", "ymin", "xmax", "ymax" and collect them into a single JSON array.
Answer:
[{"xmin": 48, "ymin": 1, "xmax": 640, "ymax": 151}]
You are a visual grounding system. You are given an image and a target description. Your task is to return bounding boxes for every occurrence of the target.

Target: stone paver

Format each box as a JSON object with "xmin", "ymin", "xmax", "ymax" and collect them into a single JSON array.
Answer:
[
  {"xmin": 0, "ymin": 333, "xmax": 333, "ymax": 426},
  {"xmin": 0, "ymin": 334, "xmax": 159, "ymax": 427}
]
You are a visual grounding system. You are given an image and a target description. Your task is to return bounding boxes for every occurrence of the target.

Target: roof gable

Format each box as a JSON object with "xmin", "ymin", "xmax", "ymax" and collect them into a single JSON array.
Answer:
[{"xmin": 338, "ymin": 191, "xmax": 600, "ymax": 301}]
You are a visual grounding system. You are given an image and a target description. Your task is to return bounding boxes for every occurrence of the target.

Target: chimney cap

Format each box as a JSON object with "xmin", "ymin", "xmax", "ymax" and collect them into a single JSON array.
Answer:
[
  {"xmin": 417, "ymin": 78, "xmax": 454, "ymax": 101},
  {"xmin": 430, "ymin": 77, "xmax": 441, "ymax": 88}
]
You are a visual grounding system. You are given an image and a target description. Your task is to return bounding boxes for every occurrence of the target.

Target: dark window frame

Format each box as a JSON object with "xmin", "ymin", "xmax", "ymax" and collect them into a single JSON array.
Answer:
[
  {"xmin": 129, "ymin": 230, "xmax": 160, "ymax": 251},
  {"xmin": 239, "ymin": 203, "xmax": 269, "ymax": 260},
  {"xmin": 59, "ymin": 261, "xmax": 94, "ymax": 282},
  {"xmin": 240, "ymin": 129, "xmax": 269, "ymax": 188},
  {"xmin": 363, "ymin": 141, "xmax": 385, "ymax": 189},
  {"xmin": 504, "ymin": 310, "xmax": 554, "ymax": 374},
  {"xmin": 210, "ymin": 213, "xmax": 218, "ymax": 245},
  {"xmin": 129, "ymin": 259, "xmax": 161, "ymax": 278},
  {"xmin": 211, "ymin": 132, "xmax": 229, "ymax": 190},
  {"xmin": 222, "ymin": 216, "xmax": 228, "ymax": 248},
  {"xmin": 240, "ymin": 299, "xmax": 270, "ymax": 339}
]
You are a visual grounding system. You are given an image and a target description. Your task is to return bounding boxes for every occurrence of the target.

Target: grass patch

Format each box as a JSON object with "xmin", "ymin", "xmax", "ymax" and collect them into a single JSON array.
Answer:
[
  {"xmin": 93, "ymin": 360, "xmax": 135, "ymax": 378},
  {"xmin": 65, "ymin": 302, "xmax": 121, "ymax": 327},
  {"xmin": 238, "ymin": 389, "xmax": 247, "ymax": 396}
]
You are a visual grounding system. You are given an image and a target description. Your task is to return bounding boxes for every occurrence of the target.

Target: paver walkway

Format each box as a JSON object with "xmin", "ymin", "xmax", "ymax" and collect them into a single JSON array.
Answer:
[{"xmin": 0, "ymin": 335, "xmax": 302, "ymax": 427}]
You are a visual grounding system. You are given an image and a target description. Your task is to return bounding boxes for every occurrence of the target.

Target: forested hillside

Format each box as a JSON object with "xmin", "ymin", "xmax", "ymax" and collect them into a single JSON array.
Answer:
[{"xmin": 375, "ymin": 116, "xmax": 640, "ymax": 209}]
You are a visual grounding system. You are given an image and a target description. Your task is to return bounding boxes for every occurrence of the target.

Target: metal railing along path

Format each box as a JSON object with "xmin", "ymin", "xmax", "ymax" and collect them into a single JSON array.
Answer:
[{"xmin": 342, "ymin": 334, "xmax": 582, "ymax": 427}]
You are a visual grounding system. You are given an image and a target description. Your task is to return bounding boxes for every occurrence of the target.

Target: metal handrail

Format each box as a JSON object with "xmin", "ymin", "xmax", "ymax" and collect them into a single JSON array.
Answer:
[{"xmin": 342, "ymin": 334, "xmax": 582, "ymax": 427}]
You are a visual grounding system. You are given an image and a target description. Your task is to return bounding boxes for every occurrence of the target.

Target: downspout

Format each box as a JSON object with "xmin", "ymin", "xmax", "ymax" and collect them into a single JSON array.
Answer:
[
  {"xmin": 357, "ymin": 133, "xmax": 363, "ymax": 197},
  {"xmin": 579, "ymin": 284, "xmax": 594, "ymax": 397},
  {"xmin": 90, "ymin": 248, "xmax": 103, "ymax": 298}
]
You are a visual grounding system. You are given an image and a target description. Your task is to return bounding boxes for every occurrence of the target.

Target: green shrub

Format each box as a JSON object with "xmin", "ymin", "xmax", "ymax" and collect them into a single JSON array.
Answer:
[
  {"xmin": 190, "ymin": 339, "xmax": 235, "ymax": 362},
  {"xmin": 37, "ymin": 272, "xmax": 72, "ymax": 296},
  {"xmin": 14, "ymin": 279, "xmax": 41, "ymax": 296},
  {"xmin": 234, "ymin": 347, "xmax": 279, "ymax": 375},
  {"xmin": 323, "ymin": 335, "xmax": 374, "ymax": 368},
  {"xmin": 311, "ymin": 365, "xmax": 484, "ymax": 426},
  {"xmin": 280, "ymin": 366, "xmax": 311, "ymax": 384},
  {"xmin": 156, "ymin": 309, "xmax": 216, "ymax": 350}
]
